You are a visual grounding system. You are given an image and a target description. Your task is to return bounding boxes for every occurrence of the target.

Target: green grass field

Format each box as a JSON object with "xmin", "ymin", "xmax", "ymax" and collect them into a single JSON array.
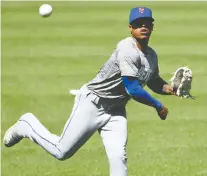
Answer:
[{"xmin": 2, "ymin": 1, "xmax": 207, "ymax": 176}]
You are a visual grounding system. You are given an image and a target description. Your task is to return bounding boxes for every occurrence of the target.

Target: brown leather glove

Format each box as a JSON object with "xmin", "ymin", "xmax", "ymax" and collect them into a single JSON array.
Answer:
[{"xmin": 156, "ymin": 105, "xmax": 169, "ymax": 120}]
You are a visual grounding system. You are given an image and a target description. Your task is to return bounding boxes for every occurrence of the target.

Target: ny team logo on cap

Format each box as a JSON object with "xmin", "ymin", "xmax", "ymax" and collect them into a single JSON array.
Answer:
[
  {"xmin": 129, "ymin": 7, "xmax": 154, "ymax": 24},
  {"xmin": 139, "ymin": 7, "xmax": 145, "ymax": 13}
]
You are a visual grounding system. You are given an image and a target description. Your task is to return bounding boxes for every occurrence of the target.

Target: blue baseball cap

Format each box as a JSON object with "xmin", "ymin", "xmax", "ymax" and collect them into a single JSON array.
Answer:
[{"xmin": 129, "ymin": 7, "xmax": 154, "ymax": 24}]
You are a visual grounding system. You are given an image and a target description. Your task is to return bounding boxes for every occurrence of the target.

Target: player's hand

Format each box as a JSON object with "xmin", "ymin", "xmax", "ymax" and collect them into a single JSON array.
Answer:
[
  {"xmin": 156, "ymin": 105, "xmax": 168, "ymax": 120},
  {"xmin": 163, "ymin": 84, "xmax": 177, "ymax": 95}
]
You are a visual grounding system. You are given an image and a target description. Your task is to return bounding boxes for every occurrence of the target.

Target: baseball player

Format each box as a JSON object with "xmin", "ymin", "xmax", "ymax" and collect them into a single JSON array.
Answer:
[{"xmin": 4, "ymin": 7, "xmax": 176, "ymax": 176}]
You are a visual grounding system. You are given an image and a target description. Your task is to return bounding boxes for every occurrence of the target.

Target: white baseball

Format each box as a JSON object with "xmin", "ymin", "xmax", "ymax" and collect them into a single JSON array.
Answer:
[{"xmin": 39, "ymin": 4, "xmax": 53, "ymax": 17}]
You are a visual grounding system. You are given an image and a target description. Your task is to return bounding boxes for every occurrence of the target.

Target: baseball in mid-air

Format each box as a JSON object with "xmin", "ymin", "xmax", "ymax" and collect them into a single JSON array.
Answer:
[{"xmin": 39, "ymin": 4, "xmax": 53, "ymax": 17}]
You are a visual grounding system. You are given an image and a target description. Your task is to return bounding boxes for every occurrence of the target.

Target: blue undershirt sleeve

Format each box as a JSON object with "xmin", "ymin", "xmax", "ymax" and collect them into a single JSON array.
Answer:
[{"xmin": 122, "ymin": 76, "xmax": 163, "ymax": 110}]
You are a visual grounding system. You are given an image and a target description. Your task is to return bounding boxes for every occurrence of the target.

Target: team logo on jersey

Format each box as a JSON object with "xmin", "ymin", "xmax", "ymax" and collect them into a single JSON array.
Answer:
[{"xmin": 139, "ymin": 7, "xmax": 145, "ymax": 14}]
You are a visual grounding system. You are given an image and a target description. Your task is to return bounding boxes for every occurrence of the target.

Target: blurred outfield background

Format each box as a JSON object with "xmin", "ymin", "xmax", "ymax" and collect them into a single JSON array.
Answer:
[{"xmin": 1, "ymin": 1, "xmax": 207, "ymax": 176}]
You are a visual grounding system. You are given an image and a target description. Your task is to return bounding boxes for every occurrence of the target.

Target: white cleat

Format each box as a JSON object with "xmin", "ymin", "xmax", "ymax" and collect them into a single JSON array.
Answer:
[
  {"xmin": 4, "ymin": 112, "xmax": 34, "ymax": 147},
  {"xmin": 4, "ymin": 122, "xmax": 23, "ymax": 147}
]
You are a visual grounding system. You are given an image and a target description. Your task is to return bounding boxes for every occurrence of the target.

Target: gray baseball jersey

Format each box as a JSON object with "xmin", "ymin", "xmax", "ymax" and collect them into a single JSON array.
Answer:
[{"xmin": 87, "ymin": 37, "xmax": 159, "ymax": 102}]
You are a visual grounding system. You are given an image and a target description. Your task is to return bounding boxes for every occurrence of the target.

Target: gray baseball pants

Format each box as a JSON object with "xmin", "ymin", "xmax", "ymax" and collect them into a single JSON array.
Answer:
[{"xmin": 19, "ymin": 86, "xmax": 128, "ymax": 176}]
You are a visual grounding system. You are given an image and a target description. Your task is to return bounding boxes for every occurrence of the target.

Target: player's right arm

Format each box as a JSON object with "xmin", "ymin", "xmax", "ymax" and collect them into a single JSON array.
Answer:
[{"xmin": 147, "ymin": 67, "xmax": 176, "ymax": 95}]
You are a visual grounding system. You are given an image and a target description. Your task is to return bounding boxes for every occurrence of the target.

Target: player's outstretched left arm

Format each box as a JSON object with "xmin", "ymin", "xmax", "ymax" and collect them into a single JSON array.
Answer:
[{"xmin": 147, "ymin": 76, "xmax": 176, "ymax": 95}]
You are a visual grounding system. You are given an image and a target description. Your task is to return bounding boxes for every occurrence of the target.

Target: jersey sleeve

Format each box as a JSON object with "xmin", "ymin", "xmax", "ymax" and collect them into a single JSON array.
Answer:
[
  {"xmin": 150, "ymin": 66, "xmax": 159, "ymax": 80},
  {"xmin": 117, "ymin": 49, "xmax": 141, "ymax": 78}
]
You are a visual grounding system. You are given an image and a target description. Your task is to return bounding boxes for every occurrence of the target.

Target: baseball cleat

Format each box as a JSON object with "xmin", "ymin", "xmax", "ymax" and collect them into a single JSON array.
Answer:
[
  {"xmin": 4, "ymin": 122, "xmax": 23, "ymax": 147},
  {"xmin": 69, "ymin": 89, "xmax": 80, "ymax": 96}
]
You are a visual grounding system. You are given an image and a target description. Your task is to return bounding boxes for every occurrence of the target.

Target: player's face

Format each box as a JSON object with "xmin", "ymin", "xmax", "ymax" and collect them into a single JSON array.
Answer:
[{"xmin": 129, "ymin": 18, "xmax": 154, "ymax": 40}]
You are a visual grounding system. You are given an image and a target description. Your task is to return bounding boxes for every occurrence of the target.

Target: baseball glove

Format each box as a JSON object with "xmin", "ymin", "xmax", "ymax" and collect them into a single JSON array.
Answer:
[{"xmin": 170, "ymin": 66, "xmax": 195, "ymax": 99}]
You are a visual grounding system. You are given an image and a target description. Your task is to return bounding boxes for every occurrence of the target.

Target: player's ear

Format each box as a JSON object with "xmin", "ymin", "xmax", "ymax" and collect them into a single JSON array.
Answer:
[
  {"xmin": 129, "ymin": 24, "xmax": 133, "ymax": 34},
  {"xmin": 151, "ymin": 24, "xmax": 154, "ymax": 31}
]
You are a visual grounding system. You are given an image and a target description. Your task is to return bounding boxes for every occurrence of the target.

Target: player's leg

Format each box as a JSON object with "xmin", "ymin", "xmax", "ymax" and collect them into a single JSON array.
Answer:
[
  {"xmin": 4, "ymin": 90, "xmax": 111, "ymax": 160},
  {"xmin": 99, "ymin": 107, "xmax": 128, "ymax": 176},
  {"xmin": 54, "ymin": 92, "xmax": 110, "ymax": 160},
  {"xmin": 4, "ymin": 112, "xmax": 60, "ymax": 151}
]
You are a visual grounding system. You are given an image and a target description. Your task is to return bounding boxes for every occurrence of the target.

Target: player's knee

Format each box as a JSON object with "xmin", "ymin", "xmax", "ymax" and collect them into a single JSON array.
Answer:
[
  {"xmin": 56, "ymin": 152, "xmax": 69, "ymax": 161},
  {"xmin": 55, "ymin": 148, "xmax": 76, "ymax": 161},
  {"xmin": 56, "ymin": 155, "xmax": 67, "ymax": 161}
]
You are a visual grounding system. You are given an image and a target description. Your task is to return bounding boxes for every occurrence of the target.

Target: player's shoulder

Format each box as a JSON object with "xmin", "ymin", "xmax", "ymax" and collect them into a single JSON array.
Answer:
[
  {"xmin": 117, "ymin": 37, "xmax": 135, "ymax": 48},
  {"xmin": 148, "ymin": 46, "xmax": 157, "ymax": 56},
  {"xmin": 116, "ymin": 37, "xmax": 137, "ymax": 56},
  {"xmin": 147, "ymin": 46, "xmax": 158, "ymax": 58}
]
